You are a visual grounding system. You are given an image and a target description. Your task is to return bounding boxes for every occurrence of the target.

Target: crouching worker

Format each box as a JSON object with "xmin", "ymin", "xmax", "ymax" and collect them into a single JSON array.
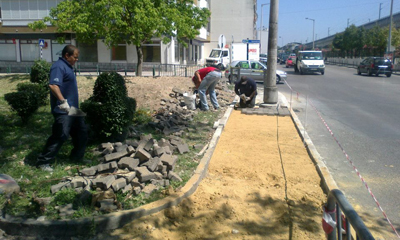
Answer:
[{"xmin": 234, "ymin": 76, "xmax": 257, "ymax": 109}]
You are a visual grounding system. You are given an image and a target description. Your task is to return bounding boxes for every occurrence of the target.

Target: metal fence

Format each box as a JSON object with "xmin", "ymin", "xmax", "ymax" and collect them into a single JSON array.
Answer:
[
  {"xmin": 0, "ymin": 62, "xmax": 204, "ymax": 78},
  {"xmin": 326, "ymin": 189, "xmax": 374, "ymax": 240}
]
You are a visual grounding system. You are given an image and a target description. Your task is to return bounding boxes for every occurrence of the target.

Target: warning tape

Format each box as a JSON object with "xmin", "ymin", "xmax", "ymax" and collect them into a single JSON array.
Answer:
[{"xmin": 283, "ymin": 79, "xmax": 400, "ymax": 238}]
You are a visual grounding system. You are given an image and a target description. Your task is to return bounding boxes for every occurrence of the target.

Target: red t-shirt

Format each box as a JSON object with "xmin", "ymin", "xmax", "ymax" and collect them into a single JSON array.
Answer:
[{"xmin": 197, "ymin": 67, "xmax": 217, "ymax": 80}]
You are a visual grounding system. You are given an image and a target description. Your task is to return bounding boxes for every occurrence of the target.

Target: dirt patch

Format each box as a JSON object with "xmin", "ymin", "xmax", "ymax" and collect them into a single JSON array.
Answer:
[{"xmin": 98, "ymin": 111, "xmax": 326, "ymax": 239}]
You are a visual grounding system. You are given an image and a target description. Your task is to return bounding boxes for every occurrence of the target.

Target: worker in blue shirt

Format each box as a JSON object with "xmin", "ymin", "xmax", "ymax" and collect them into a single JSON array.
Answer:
[
  {"xmin": 36, "ymin": 45, "xmax": 88, "ymax": 171},
  {"xmin": 234, "ymin": 76, "xmax": 257, "ymax": 108}
]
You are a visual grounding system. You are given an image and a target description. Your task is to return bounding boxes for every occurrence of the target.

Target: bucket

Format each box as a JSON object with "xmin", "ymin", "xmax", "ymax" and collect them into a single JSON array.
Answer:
[{"xmin": 183, "ymin": 93, "xmax": 196, "ymax": 110}]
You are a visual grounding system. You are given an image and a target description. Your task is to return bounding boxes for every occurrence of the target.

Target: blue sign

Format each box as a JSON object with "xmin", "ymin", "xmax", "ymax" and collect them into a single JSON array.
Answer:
[
  {"xmin": 39, "ymin": 39, "xmax": 45, "ymax": 47},
  {"xmin": 242, "ymin": 39, "xmax": 260, "ymax": 44}
]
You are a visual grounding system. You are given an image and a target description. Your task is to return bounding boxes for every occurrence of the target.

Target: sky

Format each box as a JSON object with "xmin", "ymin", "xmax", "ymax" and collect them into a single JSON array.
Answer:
[{"xmin": 257, "ymin": 0, "xmax": 400, "ymax": 46}]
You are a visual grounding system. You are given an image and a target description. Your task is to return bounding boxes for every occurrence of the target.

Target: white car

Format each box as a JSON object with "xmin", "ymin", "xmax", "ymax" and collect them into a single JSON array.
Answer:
[{"xmin": 224, "ymin": 60, "xmax": 287, "ymax": 84}]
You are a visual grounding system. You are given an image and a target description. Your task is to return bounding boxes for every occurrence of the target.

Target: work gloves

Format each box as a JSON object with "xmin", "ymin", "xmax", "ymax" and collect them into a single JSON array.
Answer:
[
  {"xmin": 240, "ymin": 94, "xmax": 251, "ymax": 102},
  {"xmin": 58, "ymin": 99, "xmax": 70, "ymax": 113}
]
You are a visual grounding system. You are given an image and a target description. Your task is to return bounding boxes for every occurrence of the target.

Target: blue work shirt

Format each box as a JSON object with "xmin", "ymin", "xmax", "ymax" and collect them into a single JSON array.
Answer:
[
  {"xmin": 235, "ymin": 78, "xmax": 258, "ymax": 97},
  {"xmin": 49, "ymin": 57, "xmax": 79, "ymax": 115}
]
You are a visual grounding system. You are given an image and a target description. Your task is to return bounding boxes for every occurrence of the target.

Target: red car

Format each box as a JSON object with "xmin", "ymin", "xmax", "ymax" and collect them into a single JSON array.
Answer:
[{"xmin": 286, "ymin": 56, "xmax": 295, "ymax": 68}]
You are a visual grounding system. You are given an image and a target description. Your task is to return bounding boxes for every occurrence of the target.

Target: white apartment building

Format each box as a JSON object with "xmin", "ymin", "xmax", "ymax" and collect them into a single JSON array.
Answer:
[{"xmin": 0, "ymin": 0, "xmax": 256, "ymax": 67}]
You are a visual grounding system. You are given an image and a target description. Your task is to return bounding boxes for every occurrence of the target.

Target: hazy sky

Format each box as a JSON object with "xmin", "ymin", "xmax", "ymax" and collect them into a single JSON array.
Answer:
[{"xmin": 257, "ymin": 0, "xmax": 400, "ymax": 46}]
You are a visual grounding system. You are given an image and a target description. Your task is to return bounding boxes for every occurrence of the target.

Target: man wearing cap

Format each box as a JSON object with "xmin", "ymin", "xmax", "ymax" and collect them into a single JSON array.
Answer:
[
  {"xmin": 234, "ymin": 76, "xmax": 257, "ymax": 108},
  {"xmin": 192, "ymin": 65, "xmax": 221, "ymax": 111}
]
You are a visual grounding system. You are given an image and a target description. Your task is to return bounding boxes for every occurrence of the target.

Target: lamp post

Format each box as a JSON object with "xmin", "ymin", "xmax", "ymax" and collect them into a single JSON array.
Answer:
[
  {"xmin": 260, "ymin": 3, "xmax": 270, "ymax": 52},
  {"xmin": 305, "ymin": 17, "xmax": 315, "ymax": 50}
]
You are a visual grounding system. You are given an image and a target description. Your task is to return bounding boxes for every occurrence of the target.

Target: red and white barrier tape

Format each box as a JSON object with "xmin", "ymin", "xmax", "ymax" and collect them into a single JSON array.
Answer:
[{"xmin": 283, "ymin": 79, "xmax": 400, "ymax": 238}]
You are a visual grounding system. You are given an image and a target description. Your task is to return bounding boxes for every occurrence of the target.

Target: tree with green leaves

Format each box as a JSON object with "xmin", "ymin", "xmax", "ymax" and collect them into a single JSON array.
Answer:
[{"xmin": 29, "ymin": 0, "xmax": 210, "ymax": 76}]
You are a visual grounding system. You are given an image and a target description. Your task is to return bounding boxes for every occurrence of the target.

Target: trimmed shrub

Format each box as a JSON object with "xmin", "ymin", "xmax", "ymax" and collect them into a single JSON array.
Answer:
[
  {"xmin": 16, "ymin": 82, "xmax": 49, "ymax": 106},
  {"xmin": 30, "ymin": 59, "xmax": 51, "ymax": 85},
  {"xmin": 81, "ymin": 72, "xmax": 136, "ymax": 141},
  {"xmin": 4, "ymin": 89, "xmax": 40, "ymax": 124}
]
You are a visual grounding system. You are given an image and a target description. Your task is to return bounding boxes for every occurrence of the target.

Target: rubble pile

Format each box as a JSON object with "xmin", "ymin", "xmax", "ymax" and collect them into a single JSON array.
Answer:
[{"xmin": 49, "ymin": 134, "xmax": 189, "ymax": 214}]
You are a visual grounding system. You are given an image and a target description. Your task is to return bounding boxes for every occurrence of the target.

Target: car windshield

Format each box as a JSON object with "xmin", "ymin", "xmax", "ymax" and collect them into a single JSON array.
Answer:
[
  {"xmin": 209, "ymin": 50, "xmax": 221, "ymax": 58},
  {"xmin": 260, "ymin": 54, "xmax": 267, "ymax": 58},
  {"xmin": 302, "ymin": 52, "xmax": 323, "ymax": 60}
]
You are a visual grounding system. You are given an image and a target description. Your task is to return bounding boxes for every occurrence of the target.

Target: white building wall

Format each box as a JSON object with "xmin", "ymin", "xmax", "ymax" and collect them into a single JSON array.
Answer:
[
  {"xmin": 204, "ymin": 0, "xmax": 256, "ymax": 59},
  {"xmin": 97, "ymin": 40, "xmax": 110, "ymax": 63}
]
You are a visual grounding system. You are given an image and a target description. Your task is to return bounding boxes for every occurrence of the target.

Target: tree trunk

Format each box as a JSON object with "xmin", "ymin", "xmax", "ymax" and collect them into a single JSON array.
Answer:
[{"xmin": 136, "ymin": 46, "xmax": 143, "ymax": 77}]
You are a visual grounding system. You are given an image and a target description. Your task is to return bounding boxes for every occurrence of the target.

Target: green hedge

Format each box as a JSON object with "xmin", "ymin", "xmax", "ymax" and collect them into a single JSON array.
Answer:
[{"xmin": 81, "ymin": 72, "xmax": 136, "ymax": 141}]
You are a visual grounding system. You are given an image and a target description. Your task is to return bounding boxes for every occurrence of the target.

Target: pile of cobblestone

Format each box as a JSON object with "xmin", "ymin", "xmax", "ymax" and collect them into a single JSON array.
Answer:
[{"xmin": 48, "ymin": 134, "xmax": 189, "ymax": 214}]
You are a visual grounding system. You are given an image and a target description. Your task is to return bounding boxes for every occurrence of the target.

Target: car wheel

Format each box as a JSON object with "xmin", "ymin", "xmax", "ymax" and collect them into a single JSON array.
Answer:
[
  {"xmin": 276, "ymin": 75, "xmax": 281, "ymax": 84},
  {"xmin": 367, "ymin": 68, "xmax": 372, "ymax": 76},
  {"xmin": 386, "ymin": 73, "xmax": 392, "ymax": 77},
  {"xmin": 217, "ymin": 64, "xmax": 224, "ymax": 71},
  {"xmin": 299, "ymin": 67, "xmax": 303, "ymax": 75},
  {"xmin": 321, "ymin": 71, "xmax": 325, "ymax": 75},
  {"xmin": 294, "ymin": 65, "xmax": 299, "ymax": 73},
  {"xmin": 357, "ymin": 68, "xmax": 361, "ymax": 75}
]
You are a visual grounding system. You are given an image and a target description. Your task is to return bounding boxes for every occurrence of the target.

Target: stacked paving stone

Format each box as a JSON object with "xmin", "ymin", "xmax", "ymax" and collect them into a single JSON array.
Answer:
[
  {"xmin": 50, "ymin": 134, "xmax": 190, "ymax": 213},
  {"xmin": 148, "ymin": 85, "xmax": 234, "ymax": 136}
]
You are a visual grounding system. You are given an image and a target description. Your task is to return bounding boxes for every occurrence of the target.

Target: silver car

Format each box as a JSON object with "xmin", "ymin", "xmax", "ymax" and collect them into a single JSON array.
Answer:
[{"xmin": 224, "ymin": 60, "xmax": 287, "ymax": 84}]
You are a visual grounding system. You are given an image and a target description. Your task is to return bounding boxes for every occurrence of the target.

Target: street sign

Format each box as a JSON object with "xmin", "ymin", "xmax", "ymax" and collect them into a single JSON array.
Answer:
[
  {"xmin": 218, "ymin": 34, "xmax": 226, "ymax": 48},
  {"xmin": 39, "ymin": 39, "xmax": 45, "ymax": 47},
  {"xmin": 242, "ymin": 39, "xmax": 260, "ymax": 44}
]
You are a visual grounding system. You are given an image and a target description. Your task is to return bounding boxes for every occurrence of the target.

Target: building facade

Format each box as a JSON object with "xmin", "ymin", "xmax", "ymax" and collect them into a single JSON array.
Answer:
[
  {"xmin": 204, "ymin": 0, "xmax": 257, "ymax": 59},
  {"xmin": 0, "ymin": 0, "xmax": 256, "ymax": 67}
]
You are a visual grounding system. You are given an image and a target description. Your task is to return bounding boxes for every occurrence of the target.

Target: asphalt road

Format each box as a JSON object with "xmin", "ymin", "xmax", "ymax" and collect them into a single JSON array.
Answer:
[{"xmin": 273, "ymin": 63, "xmax": 400, "ymax": 238}]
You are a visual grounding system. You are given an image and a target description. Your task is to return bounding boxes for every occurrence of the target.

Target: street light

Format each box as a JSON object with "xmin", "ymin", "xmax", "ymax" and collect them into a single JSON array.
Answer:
[
  {"xmin": 305, "ymin": 17, "xmax": 315, "ymax": 50},
  {"xmin": 260, "ymin": 3, "xmax": 270, "ymax": 52}
]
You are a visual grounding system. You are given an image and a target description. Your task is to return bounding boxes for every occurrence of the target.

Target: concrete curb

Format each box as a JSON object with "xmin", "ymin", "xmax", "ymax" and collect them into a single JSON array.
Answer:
[{"xmin": 0, "ymin": 105, "xmax": 236, "ymax": 238}]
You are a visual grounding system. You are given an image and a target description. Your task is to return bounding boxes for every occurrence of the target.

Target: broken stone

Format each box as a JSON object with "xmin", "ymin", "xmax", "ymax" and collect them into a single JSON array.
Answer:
[
  {"xmin": 99, "ymin": 199, "xmax": 117, "ymax": 212},
  {"xmin": 168, "ymin": 171, "xmax": 183, "ymax": 182},
  {"xmin": 136, "ymin": 167, "xmax": 157, "ymax": 182},
  {"xmin": 111, "ymin": 178, "xmax": 127, "ymax": 192},
  {"xmin": 177, "ymin": 143, "xmax": 190, "ymax": 154},
  {"xmin": 140, "ymin": 157, "xmax": 161, "ymax": 172},
  {"xmin": 93, "ymin": 175, "xmax": 116, "ymax": 190},
  {"xmin": 134, "ymin": 148, "xmax": 152, "ymax": 162},
  {"xmin": 104, "ymin": 150, "xmax": 128, "ymax": 162},
  {"xmin": 142, "ymin": 184, "xmax": 158, "ymax": 196}
]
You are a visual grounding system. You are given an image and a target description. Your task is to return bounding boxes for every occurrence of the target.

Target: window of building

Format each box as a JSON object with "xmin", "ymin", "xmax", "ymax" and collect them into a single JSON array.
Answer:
[
  {"xmin": 77, "ymin": 41, "xmax": 98, "ymax": 62},
  {"xmin": 0, "ymin": 40, "xmax": 16, "ymax": 61},
  {"xmin": 20, "ymin": 39, "xmax": 39, "ymax": 61},
  {"xmin": 111, "ymin": 45, "xmax": 127, "ymax": 61},
  {"xmin": 142, "ymin": 41, "xmax": 161, "ymax": 62},
  {"xmin": 51, "ymin": 40, "xmax": 71, "ymax": 62}
]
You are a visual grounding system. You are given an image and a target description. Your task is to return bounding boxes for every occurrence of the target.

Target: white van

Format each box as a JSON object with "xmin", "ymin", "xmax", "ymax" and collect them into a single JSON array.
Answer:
[{"xmin": 294, "ymin": 51, "xmax": 325, "ymax": 75}]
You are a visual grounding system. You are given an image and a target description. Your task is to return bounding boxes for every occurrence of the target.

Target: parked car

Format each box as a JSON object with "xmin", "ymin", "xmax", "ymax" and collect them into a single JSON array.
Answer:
[
  {"xmin": 285, "ymin": 55, "xmax": 295, "ymax": 68},
  {"xmin": 357, "ymin": 57, "xmax": 392, "ymax": 77},
  {"xmin": 224, "ymin": 60, "xmax": 287, "ymax": 84}
]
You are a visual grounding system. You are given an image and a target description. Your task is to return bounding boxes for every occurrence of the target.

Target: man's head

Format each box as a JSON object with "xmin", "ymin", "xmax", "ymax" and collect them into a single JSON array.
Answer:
[
  {"xmin": 62, "ymin": 45, "xmax": 79, "ymax": 66},
  {"xmin": 240, "ymin": 76, "xmax": 248, "ymax": 85}
]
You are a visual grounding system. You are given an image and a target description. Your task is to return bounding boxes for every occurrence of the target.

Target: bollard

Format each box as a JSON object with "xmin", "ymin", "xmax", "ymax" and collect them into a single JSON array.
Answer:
[
  {"xmin": 96, "ymin": 64, "xmax": 99, "ymax": 75},
  {"xmin": 174, "ymin": 65, "xmax": 176, "ymax": 76},
  {"xmin": 153, "ymin": 66, "xmax": 155, "ymax": 77},
  {"xmin": 185, "ymin": 67, "xmax": 187, "ymax": 77},
  {"xmin": 125, "ymin": 66, "xmax": 127, "ymax": 76}
]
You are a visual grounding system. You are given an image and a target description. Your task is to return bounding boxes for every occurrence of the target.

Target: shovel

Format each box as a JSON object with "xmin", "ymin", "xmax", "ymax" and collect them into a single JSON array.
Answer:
[{"xmin": 68, "ymin": 106, "xmax": 86, "ymax": 117}]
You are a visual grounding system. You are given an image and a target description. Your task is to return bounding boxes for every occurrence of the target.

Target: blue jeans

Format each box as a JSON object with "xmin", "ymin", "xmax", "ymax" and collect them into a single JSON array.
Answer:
[
  {"xmin": 36, "ymin": 114, "xmax": 88, "ymax": 165},
  {"xmin": 198, "ymin": 71, "xmax": 221, "ymax": 110}
]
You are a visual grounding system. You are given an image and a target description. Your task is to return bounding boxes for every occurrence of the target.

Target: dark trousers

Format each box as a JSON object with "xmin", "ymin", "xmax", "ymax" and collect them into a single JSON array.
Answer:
[
  {"xmin": 36, "ymin": 114, "xmax": 88, "ymax": 165},
  {"xmin": 239, "ymin": 96, "xmax": 256, "ymax": 108}
]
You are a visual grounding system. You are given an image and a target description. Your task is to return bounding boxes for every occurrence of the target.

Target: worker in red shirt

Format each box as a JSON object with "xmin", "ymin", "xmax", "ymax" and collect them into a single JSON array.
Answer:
[{"xmin": 192, "ymin": 65, "xmax": 221, "ymax": 111}]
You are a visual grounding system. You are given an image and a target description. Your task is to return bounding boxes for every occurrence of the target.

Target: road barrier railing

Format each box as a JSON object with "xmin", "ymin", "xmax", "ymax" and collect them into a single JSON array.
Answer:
[{"xmin": 326, "ymin": 189, "xmax": 374, "ymax": 240}]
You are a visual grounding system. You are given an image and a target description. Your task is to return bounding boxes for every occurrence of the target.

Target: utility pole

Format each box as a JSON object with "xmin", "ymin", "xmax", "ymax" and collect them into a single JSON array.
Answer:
[
  {"xmin": 387, "ymin": 0, "xmax": 394, "ymax": 54},
  {"xmin": 263, "ymin": 0, "xmax": 279, "ymax": 104},
  {"xmin": 379, "ymin": 3, "xmax": 383, "ymax": 20},
  {"xmin": 328, "ymin": 27, "xmax": 330, "ymax": 37}
]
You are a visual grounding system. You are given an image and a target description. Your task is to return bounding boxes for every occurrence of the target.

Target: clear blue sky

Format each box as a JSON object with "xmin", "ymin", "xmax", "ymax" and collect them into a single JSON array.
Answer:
[{"xmin": 257, "ymin": 0, "xmax": 400, "ymax": 46}]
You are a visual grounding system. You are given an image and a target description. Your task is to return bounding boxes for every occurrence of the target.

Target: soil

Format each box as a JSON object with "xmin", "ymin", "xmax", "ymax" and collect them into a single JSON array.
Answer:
[{"xmin": 82, "ymin": 76, "xmax": 327, "ymax": 240}]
